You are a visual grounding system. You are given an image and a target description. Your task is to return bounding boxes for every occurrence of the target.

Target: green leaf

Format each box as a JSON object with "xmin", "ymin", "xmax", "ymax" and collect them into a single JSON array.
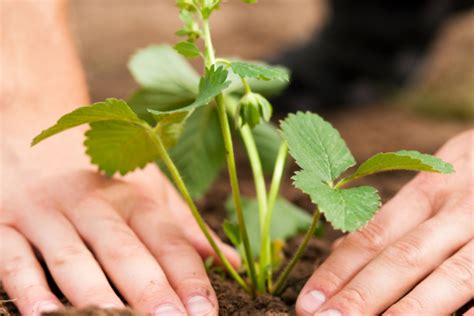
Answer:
[
  {"xmin": 281, "ymin": 112, "xmax": 355, "ymax": 183},
  {"xmin": 294, "ymin": 170, "xmax": 381, "ymax": 232},
  {"xmin": 226, "ymin": 196, "xmax": 312, "ymax": 257},
  {"xmin": 162, "ymin": 65, "xmax": 230, "ymax": 115},
  {"xmin": 85, "ymin": 120, "xmax": 160, "ymax": 176},
  {"xmin": 32, "ymin": 98, "xmax": 141, "ymax": 145},
  {"xmin": 128, "ymin": 45, "xmax": 199, "ymax": 96},
  {"xmin": 223, "ymin": 220, "xmax": 241, "ymax": 248},
  {"xmin": 341, "ymin": 150, "xmax": 455, "ymax": 185},
  {"xmin": 174, "ymin": 41, "xmax": 201, "ymax": 58},
  {"xmin": 224, "ymin": 66, "xmax": 289, "ymax": 97},
  {"xmin": 176, "ymin": 0, "xmax": 196, "ymax": 11},
  {"xmin": 251, "ymin": 122, "xmax": 282, "ymax": 174},
  {"xmin": 159, "ymin": 106, "xmax": 225, "ymax": 198},
  {"xmin": 148, "ymin": 109, "xmax": 192, "ymax": 148},
  {"xmin": 127, "ymin": 88, "xmax": 195, "ymax": 125},
  {"xmin": 190, "ymin": 65, "xmax": 230, "ymax": 110},
  {"xmin": 231, "ymin": 61, "xmax": 289, "ymax": 82}
]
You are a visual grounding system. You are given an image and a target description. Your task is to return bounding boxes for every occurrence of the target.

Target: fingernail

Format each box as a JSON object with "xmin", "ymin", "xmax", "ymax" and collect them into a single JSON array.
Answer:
[
  {"xmin": 35, "ymin": 302, "xmax": 60, "ymax": 315},
  {"xmin": 315, "ymin": 309, "xmax": 342, "ymax": 316},
  {"xmin": 154, "ymin": 304, "xmax": 184, "ymax": 316},
  {"xmin": 186, "ymin": 295, "xmax": 214, "ymax": 316},
  {"xmin": 299, "ymin": 290, "xmax": 326, "ymax": 313}
]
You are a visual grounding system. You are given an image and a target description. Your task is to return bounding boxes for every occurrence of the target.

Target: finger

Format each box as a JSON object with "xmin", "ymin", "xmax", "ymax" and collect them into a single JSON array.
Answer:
[
  {"xmin": 314, "ymin": 200, "xmax": 473, "ymax": 315},
  {"xmin": 98, "ymin": 175, "xmax": 241, "ymax": 269},
  {"xmin": 159, "ymin": 191, "xmax": 241, "ymax": 269},
  {"xmin": 385, "ymin": 240, "xmax": 473, "ymax": 315},
  {"xmin": 129, "ymin": 205, "xmax": 218, "ymax": 316},
  {"xmin": 465, "ymin": 308, "xmax": 474, "ymax": 316},
  {"xmin": 297, "ymin": 178, "xmax": 436, "ymax": 315},
  {"xmin": 183, "ymin": 221, "xmax": 241, "ymax": 269},
  {"xmin": 67, "ymin": 197, "xmax": 186, "ymax": 315},
  {"xmin": 0, "ymin": 225, "xmax": 62, "ymax": 316},
  {"xmin": 15, "ymin": 207, "xmax": 123, "ymax": 308}
]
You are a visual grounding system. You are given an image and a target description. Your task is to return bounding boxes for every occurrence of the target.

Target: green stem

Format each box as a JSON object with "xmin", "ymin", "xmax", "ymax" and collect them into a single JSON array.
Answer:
[
  {"xmin": 263, "ymin": 141, "xmax": 288, "ymax": 290},
  {"xmin": 151, "ymin": 130, "xmax": 249, "ymax": 292},
  {"xmin": 202, "ymin": 18, "xmax": 258, "ymax": 292},
  {"xmin": 271, "ymin": 207, "xmax": 321, "ymax": 295},
  {"xmin": 241, "ymin": 77, "xmax": 252, "ymax": 95},
  {"xmin": 240, "ymin": 124, "xmax": 268, "ymax": 292}
]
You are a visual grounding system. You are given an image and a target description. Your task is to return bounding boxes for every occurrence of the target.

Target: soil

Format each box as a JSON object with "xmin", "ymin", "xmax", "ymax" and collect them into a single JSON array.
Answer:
[
  {"xmin": 1, "ymin": 104, "xmax": 472, "ymax": 315},
  {"xmin": 1, "ymin": 2, "xmax": 472, "ymax": 314}
]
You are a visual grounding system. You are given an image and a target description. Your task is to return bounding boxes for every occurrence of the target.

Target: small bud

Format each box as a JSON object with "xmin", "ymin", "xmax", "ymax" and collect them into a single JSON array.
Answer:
[
  {"xmin": 176, "ymin": 0, "xmax": 196, "ymax": 11},
  {"xmin": 237, "ymin": 92, "xmax": 273, "ymax": 128}
]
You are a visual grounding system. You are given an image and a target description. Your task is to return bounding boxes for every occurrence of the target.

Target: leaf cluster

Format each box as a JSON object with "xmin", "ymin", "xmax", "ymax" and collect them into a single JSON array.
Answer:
[{"xmin": 281, "ymin": 112, "xmax": 454, "ymax": 232}]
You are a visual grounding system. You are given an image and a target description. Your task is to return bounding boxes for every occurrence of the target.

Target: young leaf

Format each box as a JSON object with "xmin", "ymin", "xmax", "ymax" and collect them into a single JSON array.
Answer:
[
  {"xmin": 340, "ymin": 150, "xmax": 455, "ymax": 185},
  {"xmin": 32, "ymin": 98, "xmax": 141, "ymax": 145},
  {"xmin": 128, "ymin": 45, "xmax": 199, "ymax": 97},
  {"xmin": 226, "ymin": 196, "xmax": 313, "ymax": 256},
  {"xmin": 159, "ymin": 106, "xmax": 225, "ymax": 198},
  {"xmin": 281, "ymin": 112, "xmax": 355, "ymax": 183},
  {"xmin": 85, "ymin": 120, "xmax": 160, "ymax": 176},
  {"xmin": 174, "ymin": 41, "xmax": 201, "ymax": 58},
  {"xmin": 162, "ymin": 65, "xmax": 230, "ymax": 115},
  {"xmin": 231, "ymin": 61, "xmax": 289, "ymax": 82},
  {"xmin": 191, "ymin": 65, "xmax": 231, "ymax": 109},
  {"xmin": 148, "ymin": 109, "xmax": 192, "ymax": 148},
  {"xmin": 127, "ymin": 88, "xmax": 195, "ymax": 125},
  {"xmin": 294, "ymin": 170, "xmax": 381, "ymax": 232}
]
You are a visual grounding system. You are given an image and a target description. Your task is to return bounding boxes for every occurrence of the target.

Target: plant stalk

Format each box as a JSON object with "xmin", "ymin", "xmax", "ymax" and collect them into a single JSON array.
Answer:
[
  {"xmin": 151, "ymin": 130, "xmax": 249, "ymax": 292},
  {"xmin": 271, "ymin": 207, "xmax": 321, "ymax": 295},
  {"xmin": 263, "ymin": 141, "xmax": 288, "ymax": 290},
  {"xmin": 202, "ymin": 18, "xmax": 259, "ymax": 292},
  {"xmin": 240, "ymin": 124, "xmax": 269, "ymax": 292}
]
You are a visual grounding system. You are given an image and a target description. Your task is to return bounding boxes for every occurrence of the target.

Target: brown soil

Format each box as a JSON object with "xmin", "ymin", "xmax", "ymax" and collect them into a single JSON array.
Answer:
[
  {"xmin": 2, "ymin": 2, "xmax": 472, "ymax": 314},
  {"xmin": 1, "ymin": 105, "xmax": 472, "ymax": 315}
]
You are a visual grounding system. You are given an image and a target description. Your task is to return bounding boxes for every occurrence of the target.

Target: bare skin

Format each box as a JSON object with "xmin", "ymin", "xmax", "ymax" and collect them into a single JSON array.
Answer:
[
  {"xmin": 1, "ymin": 1, "xmax": 472, "ymax": 316},
  {"xmin": 296, "ymin": 130, "xmax": 474, "ymax": 315},
  {"xmin": 0, "ymin": 2, "xmax": 238, "ymax": 316}
]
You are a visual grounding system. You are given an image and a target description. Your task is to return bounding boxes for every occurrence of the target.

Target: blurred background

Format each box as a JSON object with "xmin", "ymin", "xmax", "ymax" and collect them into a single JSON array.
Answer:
[
  {"xmin": 69, "ymin": 0, "xmax": 326, "ymax": 101},
  {"xmin": 68, "ymin": 0, "xmax": 473, "ymax": 166}
]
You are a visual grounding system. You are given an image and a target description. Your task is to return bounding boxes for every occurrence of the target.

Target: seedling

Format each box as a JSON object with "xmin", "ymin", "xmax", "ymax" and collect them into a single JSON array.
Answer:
[{"xmin": 32, "ymin": 0, "xmax": 454, "ymax": 297}]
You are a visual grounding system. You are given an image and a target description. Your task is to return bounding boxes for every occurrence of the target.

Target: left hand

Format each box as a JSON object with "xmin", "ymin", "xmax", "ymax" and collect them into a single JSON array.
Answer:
[{"xmin": 296, "ymin": 129, "xmax": 473, "ymax": 315}]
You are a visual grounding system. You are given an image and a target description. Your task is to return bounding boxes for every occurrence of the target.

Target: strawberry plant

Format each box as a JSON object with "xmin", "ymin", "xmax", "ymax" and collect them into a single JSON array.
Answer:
[{"xmin": 32, "ymin": 0, "xmax": 454, "ymax": 297}]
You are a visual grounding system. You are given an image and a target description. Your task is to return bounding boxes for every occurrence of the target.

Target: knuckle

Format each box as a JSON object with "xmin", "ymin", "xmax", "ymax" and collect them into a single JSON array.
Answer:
[
  {"xmin": 50, "ymin": 244, "xmax": 91, "ymax": 268},
  {"xmin": 311, "ymin": 264, "xmax": 346, "ymax": 292},
  {"xmin": 347, "ymin": 221, "xmax": 387, "ymax": 255},
  {"xmin": 336, "ymin": 286, "xmax": 370, "ymax": 312},
  {"xmin": 386, "ymin": 297, "xmax": 424, "ymax": 315},
  {"xmin": 439, "ymin": 252, "xmax": 473, "ymax": 290},
  {"xmin": 177, "ymin": 278, "xmax": 212, "ymax": 296},
  {"xmin": 99, "ymin": 217, "xmax": 147, "ymax": 261},
  {"xmin": 1, "ymin": 255, "xmax": 36, "ymax": 280},
  {"xmin": 105, "ymin": 237, "xmax": 144, "ymax": 262},
  {"xmin": 384, "ymin": 237, "xmax": 424, "ymax": 268},
  {"xmin": 135, "ymin": 280, "xmax": 176, "ymax": 308}
]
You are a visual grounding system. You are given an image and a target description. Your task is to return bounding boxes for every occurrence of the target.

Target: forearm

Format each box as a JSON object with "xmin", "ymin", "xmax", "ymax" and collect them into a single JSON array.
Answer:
[
  {"xmin": 1, "ymin": 0, "xmax": 89, "ymax": 138},
  {"xmin": 1, "ymin": 0, "xmax": 91, "ymax": 187}
]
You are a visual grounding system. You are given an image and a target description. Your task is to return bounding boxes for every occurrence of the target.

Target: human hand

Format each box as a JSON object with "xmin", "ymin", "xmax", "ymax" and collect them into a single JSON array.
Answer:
[
  {"xmin": 0, "ymin": 137, "xmax": 239, "ymax": 316},
  {"xmin": 296, "ymin": 130, "xmax": 473, "ymax": 315}
]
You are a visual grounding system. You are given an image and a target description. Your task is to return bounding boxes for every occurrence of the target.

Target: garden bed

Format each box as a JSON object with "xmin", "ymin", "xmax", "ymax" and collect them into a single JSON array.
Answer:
[{"xmin": 1, "ymin": 105, "xmax": 471, "ymax": 315}]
